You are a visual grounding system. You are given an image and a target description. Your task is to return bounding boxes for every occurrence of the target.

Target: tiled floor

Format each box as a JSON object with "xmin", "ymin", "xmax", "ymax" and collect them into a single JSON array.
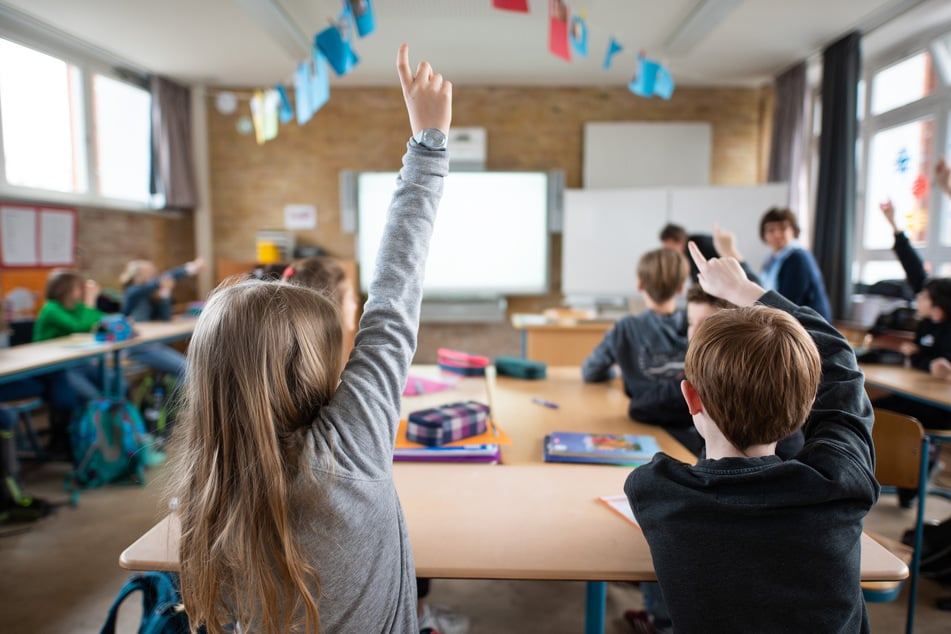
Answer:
[{"xmin": 3, "ymin": 454, "xmax": 951, "ymax": 633}]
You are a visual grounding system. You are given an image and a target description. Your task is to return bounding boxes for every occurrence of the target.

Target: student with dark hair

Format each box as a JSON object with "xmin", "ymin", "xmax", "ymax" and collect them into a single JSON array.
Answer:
[{"xmin": 758, "ymin": 207, "xmax": 832, "ymax": 321}]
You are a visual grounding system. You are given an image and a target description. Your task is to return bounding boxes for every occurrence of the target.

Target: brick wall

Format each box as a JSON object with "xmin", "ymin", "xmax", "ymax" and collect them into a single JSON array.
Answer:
[{"xmin": 74, "ymin": 83, "xmax": 772, "ymax": 362}]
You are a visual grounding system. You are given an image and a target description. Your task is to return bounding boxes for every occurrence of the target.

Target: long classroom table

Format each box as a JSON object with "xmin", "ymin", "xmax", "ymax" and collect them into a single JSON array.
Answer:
[
  {"xmin": 0, "ymin": 319, "xmax": 197, "ymax": 389},
  {"xmin": 120, "ymin": 366, "xmax": 908, "ymax": 633}
]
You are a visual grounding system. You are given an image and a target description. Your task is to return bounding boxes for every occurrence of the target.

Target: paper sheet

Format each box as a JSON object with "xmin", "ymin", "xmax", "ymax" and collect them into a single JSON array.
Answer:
[{"xmin": 598, "ymin": 494, "xmax": 640, "ymax": 529}]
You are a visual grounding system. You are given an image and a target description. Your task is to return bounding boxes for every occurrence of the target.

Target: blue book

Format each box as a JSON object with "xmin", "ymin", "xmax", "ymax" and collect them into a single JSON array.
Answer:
[{"xmin": 544, "ymin": 432, "xmax": 660, "ymax": 466}]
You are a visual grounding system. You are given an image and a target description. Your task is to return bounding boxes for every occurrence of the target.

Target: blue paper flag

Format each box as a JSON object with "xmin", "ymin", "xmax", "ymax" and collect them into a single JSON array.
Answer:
[
  {"xmin": 294, "ymin": 62, "xmax": 314, "ymax": 125},
  {"xmin": 629, "ymin": 55, "xmax": 675, "ymax": 99},
  {"xmin": 603, "ymin": 37, "xmax": 623, "ymax": 70},
  {"xmin": 309, "ymin": 48, "xmax": 330, "ymax": 113},
  {"xmin": 316, "ymin": 17, "xmax": 359, "ymax": 76},
  {"xmin": 569, "ymin": 15, "xmax": 588, "ymax": 57},
  {"xmin": 275, "ymin": 85, "xmax": 294, "ymax": 125},
  {"xmin": 348, "ymin": 0, "xmax": 375, "ymax": 37}
]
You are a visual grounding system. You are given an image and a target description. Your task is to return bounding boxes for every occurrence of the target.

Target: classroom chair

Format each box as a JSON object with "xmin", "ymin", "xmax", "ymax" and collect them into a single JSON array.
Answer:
[
  {"xmin": 922, "ymin": 428, "xmax": 951, "ymax": 502},
  {"xmin": 863, "ymin": 408, "xmax": 929, "ymax": 634},
  {"xmin": 0, "ymin": 398, "xmax": 46, "ymax": 460}
]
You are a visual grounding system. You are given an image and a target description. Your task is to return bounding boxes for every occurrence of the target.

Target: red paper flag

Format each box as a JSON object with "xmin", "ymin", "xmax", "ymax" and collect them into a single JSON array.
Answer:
[
  {"xmin": 912, "ymin": 173, "xmax": 929, "ymax": 200},
  {"xmin": 548, "ymin": 0, "xmax": 570, "ymax": 61},
  {"xmin": 493, "ymin": 0, "xmax": 529, "ymax": 11}
]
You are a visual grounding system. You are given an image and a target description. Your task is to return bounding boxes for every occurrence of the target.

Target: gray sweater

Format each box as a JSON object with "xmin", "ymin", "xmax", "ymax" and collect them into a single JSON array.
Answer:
[{"xmin": 291, "ymin": 141, "xmax": 446, "ymax": 633}]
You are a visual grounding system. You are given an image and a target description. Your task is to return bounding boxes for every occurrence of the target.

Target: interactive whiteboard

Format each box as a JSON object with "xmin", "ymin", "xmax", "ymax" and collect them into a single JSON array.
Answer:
[{"xmin": 357, "ymin": 171, "xmax": 550, "ymax": 298}]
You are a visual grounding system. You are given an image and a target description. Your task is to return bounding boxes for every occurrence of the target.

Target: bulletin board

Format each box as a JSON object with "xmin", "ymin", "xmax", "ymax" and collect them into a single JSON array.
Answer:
[{"xmin": 0, "ymin": 203, "xmax": 77, "ymax": 268}]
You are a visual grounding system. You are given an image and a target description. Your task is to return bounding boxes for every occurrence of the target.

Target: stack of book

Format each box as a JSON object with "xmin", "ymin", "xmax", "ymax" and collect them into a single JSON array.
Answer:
[{"xmin": 543, "ymin": 431, "xmax": 660, "ymax": 466}]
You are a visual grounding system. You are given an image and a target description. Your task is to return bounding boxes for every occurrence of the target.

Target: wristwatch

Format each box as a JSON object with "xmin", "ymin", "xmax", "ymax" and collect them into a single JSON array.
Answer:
[{"xmin": 414, "ymin": 128, "xmax": 448, "ymax": 150}]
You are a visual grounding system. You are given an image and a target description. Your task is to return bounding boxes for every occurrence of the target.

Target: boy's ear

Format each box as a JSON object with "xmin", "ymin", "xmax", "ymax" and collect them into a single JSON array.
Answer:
[
  {"xmin": 681, "ymin": 379, "xmax": 703, "ymax": 415},
  {"xmin": 934, "ymin": 307, "xmax": 947, "ymax": 322}
]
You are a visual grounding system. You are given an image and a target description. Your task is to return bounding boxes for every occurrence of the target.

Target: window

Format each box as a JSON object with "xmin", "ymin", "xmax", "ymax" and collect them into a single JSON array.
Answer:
[
  {"xmin": 870, "ymin": 51, "xmax": 938, "ymax": 116},
  {"xmin": 855, "ymin": 27, "xmax": 951, "ymax": 289},
  {"xmin": 0, "ymin": 39, "xmax": 86, "ymax": 193},
  {"xmin": 92, "ymin": 74, "xmax": 151, "ymax": 203},
  {"xmin": 0, "ymin": 36, "xmax": 153, "ymax": 208}
]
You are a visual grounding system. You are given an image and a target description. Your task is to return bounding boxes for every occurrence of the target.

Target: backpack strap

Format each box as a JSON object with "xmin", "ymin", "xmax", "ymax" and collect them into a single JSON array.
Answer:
[{"xmin": 99, "ymin": 572, "xmax": 183, "ymax": 634}]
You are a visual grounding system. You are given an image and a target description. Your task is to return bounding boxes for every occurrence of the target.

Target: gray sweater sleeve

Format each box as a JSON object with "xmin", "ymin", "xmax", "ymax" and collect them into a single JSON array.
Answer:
[{"xmin": 316, "ymin": 141, "xmax": 448, "ymax": 477}]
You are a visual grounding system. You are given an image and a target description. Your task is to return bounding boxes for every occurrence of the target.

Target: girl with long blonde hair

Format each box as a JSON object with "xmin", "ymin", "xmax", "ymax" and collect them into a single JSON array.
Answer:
[{"xmin": 166, "ymin": 43, "xmax": 451, "ymax": 634}]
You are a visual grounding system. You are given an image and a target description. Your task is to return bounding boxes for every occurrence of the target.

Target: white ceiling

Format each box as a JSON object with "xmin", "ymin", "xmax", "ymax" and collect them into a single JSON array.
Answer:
[{"xmin": 2, "ymin": 0, "xmax": 950, "ymax": 88}]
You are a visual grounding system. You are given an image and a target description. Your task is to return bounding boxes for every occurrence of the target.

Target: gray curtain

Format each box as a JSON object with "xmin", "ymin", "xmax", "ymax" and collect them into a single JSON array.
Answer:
[
  {"xmin": 768, "ymin": 61, "xmax": 807, "ymax": 214},
  {"xmin": 151, "ymin": 76, "xmax": 197, "ymax": 210},
  {"xmin": 814, "ymin": 31, "xmax": 861, "ymax": 321}
]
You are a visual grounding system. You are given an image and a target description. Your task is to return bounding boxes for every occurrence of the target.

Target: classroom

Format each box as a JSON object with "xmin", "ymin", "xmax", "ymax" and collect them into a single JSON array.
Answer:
[{"xmin": 2, "ymin": 1, "xmax": 951, "ymax": 632}]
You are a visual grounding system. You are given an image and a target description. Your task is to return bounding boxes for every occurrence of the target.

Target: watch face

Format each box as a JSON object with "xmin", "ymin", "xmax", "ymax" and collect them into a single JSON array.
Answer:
[{"xmin": 420, "ymin": 128, "xmax": 447, "ymax": 149}]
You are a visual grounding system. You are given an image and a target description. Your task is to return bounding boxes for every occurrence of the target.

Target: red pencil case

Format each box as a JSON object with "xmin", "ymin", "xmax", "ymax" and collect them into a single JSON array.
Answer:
[
  {"xmin": 437, "ymin": 348, "xmax": 490, "ymax": 376},
  {"xmin": 407, "ymin": 400, "xmax": 490, "ymax": 446}
]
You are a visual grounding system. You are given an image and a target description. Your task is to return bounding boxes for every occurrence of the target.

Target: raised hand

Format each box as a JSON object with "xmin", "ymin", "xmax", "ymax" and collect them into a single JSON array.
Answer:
[
  {"xmin": 688, "ymin": 241, "xmax": 764, "ymax": 307},
  {"xmin": 937, "ymin": 158, "xmax": 951, "ymax": 198},
  {"xmin": 396, "ymin": 43, "xmax": 451, "ymax": 138},
  {"xmin": 712, "ymin": 224, "xmax": 742, "ymax": 261},
  {"xmin": 186, "ymin": 257, "xmax": 205, "ymax": 276},
  {"xmin": 879, "ymin": 200, "xmax": 898, "ymax": 233},
  {"xmin": 83, "ymin": 279, "xmax": 100, "ymax": 307}
]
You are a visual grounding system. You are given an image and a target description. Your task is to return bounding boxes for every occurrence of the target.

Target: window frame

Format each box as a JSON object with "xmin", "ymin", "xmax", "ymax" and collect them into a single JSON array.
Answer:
[
  {"xmin": 855, "ymin": 23, "xmax": 951, "ymax": 286},
  {"xmin": 0, "ymin": 11, "xmax": 156, "ymax": 212}
]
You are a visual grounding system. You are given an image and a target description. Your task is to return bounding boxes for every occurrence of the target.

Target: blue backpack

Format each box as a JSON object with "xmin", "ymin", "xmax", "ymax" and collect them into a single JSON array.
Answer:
[
  {"xmin": 69, "ymin": 398, "xmax": 163, "ymax": 489},
  {"xmin": 100, "ymin": 572, "xmax": 192, "ymax": 634}
]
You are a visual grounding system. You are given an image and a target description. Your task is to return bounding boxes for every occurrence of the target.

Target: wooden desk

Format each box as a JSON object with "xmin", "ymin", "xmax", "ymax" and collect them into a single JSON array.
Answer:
[
  {"xmin": 511, "ymin": 316, "xmax": 614, "ymax": 365},
  {"xmin": 120, "ymin": 366, "xmax": 907, "ymax": 633},
  {"xmin": 861, "ymin": 363, "xmax": 951, "ymax": 410}
]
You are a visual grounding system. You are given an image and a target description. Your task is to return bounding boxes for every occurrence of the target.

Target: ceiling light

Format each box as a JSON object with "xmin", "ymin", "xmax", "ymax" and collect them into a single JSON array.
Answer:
[{"xmin": 664, "ymin": 0, "xmax": 743, "ymax": 56}]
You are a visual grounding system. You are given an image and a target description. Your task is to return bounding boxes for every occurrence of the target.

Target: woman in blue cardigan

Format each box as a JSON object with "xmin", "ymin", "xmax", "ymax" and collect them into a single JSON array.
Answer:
[{"xmin": 759, "ymin": 207, "xmax": 832, "ymax": 321}]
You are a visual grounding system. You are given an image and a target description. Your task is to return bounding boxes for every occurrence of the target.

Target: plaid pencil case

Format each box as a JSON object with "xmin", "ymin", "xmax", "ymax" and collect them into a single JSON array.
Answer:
[
  {"xmin": 407, "ymin": 400, "xmax": 490, "ymax": 446},
  {"xmin": 495, "ymin": 356, "xmax": 547, "ymax": 380}
]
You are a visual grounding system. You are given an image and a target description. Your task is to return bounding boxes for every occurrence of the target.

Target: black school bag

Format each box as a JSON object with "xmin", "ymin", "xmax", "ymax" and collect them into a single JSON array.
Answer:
[{"xmin": 100, "ymin": 571, "xmax": 196, "ymax": 634}]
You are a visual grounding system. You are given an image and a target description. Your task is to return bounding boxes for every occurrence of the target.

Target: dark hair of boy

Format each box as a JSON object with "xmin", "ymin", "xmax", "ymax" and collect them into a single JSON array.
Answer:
[
  {"xmin": 637, "ymin": 248, "xmax": 689, "ymax": 304},
  {"xmin": 45, "ymin": 269, "xmax": 83, "ymax": 304},
  {"xmin": 658, "ymin": 223, "xmax": 687, "ymax": 245},
  {"xmin": 758, "ymin": 207, "xmax": 801, "ymax": 241},
  {"xmin": 685, "ymin": 305, "xmax": 821, "ymax": 449},
  {"xmin": 924, "ymin": 278, "xmax": 951, "ymax": 319}
]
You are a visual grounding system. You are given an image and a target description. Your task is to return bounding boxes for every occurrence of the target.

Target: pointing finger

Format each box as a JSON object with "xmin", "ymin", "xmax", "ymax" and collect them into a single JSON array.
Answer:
[
  {"xmin": 396, "ymin": 43, "xmax": 413, "ymax": 89},
  {"xmin": 687, "ymin": 241, "xmax": 708, "ymax": 272}
]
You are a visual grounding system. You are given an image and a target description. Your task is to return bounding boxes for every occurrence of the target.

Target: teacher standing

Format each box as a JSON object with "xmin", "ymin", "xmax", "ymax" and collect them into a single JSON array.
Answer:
[{"xmin": 759, "ymin": 207, "xmax": 832, "ymax": 321}]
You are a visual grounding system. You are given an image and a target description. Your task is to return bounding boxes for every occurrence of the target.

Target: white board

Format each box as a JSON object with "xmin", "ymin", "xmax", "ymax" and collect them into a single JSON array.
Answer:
[
  {"xmin": 562, "ymin": 188, "xmax": 669, "ymax": 297},
  {"xmin": 562, "ymin": 183, "xmax": 790, "ymax": 299},
  {"xmin": 668, "ymin": 183, "xmax": 790, "ymax": 276},
  {"xmin": 583, "ymin": 122, "xmax": 712, "ymax": 189}
]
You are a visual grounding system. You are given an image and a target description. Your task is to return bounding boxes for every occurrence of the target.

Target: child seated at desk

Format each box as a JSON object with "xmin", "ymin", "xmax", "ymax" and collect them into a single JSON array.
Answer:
[
  {"xmin": 34, "ymin": 269, "xmax": 115, "ymax": 452},
  {"xmin": 165, "ymin": 43, "xmax": 451, "ymax": 634},
  {"xmin": 119, "ymin": 257, "xmax": 204, "ymax": 383},
  {"xmin": 625, "ymin": 243, "xmax": 878, "ymax": 633},
  {"xmin": 581, "ymin": 248, "xmax": 689, "ymax": 425}
]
